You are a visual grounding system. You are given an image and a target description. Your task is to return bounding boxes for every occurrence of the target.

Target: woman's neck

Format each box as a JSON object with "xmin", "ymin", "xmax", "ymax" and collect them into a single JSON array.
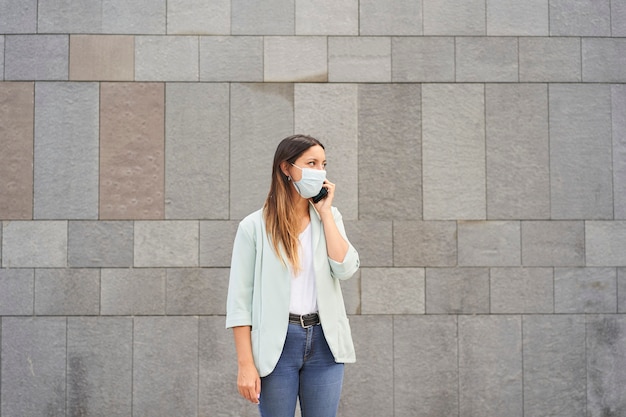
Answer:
[
  {"xmin": 294, "ymin": 196, "xmax": 310, "ymax": 217},
  {"xmin": 292, "ymin": 193, "xmax": 311, "ymax": 233}
]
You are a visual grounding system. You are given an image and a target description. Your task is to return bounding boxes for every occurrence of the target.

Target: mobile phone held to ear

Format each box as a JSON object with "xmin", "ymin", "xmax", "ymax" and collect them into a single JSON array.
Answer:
[{"xmin": 312, "ymin": 187, "xmax": 328, "ymax": 203}]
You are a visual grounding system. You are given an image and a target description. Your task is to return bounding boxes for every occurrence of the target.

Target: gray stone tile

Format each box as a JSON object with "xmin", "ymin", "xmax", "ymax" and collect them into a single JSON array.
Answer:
[
  {"xmin": 523, "ymin": 315, "xmax": 586, "ymax": 417},
  {"xmin": 295, "ymin": 84, "xmax": 358, "ymax": 219},
  {"xmin": 329, "ymin": 37, "xmax": 391, "ymax": 82},
  {"xmin": 34, "ymin": 82, "xmax": 99, "ymax": 219},
  {"xmin": 586, "ymin": 315, "xmax": 626, "ymax": 416},
  {"xmin": 35, "ymin": 269, "xmax": 100, "ymax": 315},
  {"xmin": 199, "ymin": 36, "xmax": 263, "ymax": 81},
  {"xmin": 361, "ymin": 268, "xmax": 424, "ymax": 314},
  {"xmin": 486, "ymin": 84, "xmax": 550, "ymax": 219},
  {"xmin": 0, "ymin": 0, "xmax": 37, "ymax": 33},
  {"xmin": 231, "ymin": 0, "xmax": 294, "ymax": 35},
  {"xmin": 617, "ymin": 268, "xmax": 626, "ymax": 313},
  {"xmin": 2, "ymin": 221, "xmax": 67, "ymax": 268},
  {"xmin": 358, "ymin": 84, "xmax": 422, "ymax": 219},
  {"xmin": 133, "ymin": 317, "xmax": 198, "ymax": 417},
  {"xmin": 199, "ymin": 221, "xmax": 240, "ymax": 267},
  {"xmin": 614, "ymin": 85, "xmax": 626, "ymax": 220},
  {"xmin": 339, "ymin": 315, "xmax": 393, "ymax": 417},
  {"xmin": 358, "ymin": 84, "xmax": 421, "ymax": 219},
  {"xmin": 519, "ymin": 37, "xmax": 581, "ymax": 82},
  {"xmin": 295, "ymin": 0, "xmax": 358, "ymax": 35},
  {"xmin": 68, "ymin": 221, "xmax": 133, "ymax": 267},
  {"xmin": 586, "ymin": 221, "xmax": 626, "ymax": 266},
  {"xmin": 359, "ymin": 0, "xmax": 422, "ymax": 35},
  {"xmin": 0, "ymin": 269, "xmax": 34, "ymax": 315},
  {"xmin": 550, "ymin": 0, "xmax": 611, "ymax": 36},
  {"xmin": 343, "ymin": 220, "xmax": 392, "ymax": 267},
  {"xmin": 1, "ymin": 317, "xmax": 66, "ymax": 417},
  {"xmin": 491, "ymin": 267, "xmax": 553, "ymax": 313},
  {"xmin": 67, "ymin": 317, "xmax": 133, "ymax": 417},
  {"xmin": 165, "ymin": 83, "xmax": 230, "ymax": 218},
  {"xmin": 549, "ymin": 84, "xmax": 613, "ymax": 219},
  {"xmin": 38, "ymin": 0, "xmax": 102, "ymax": 33},
  {"xmin": 5, "ymin": 35, "xmax": 68, "ymax": 80},
  {"xmin": 167, "ymin": 0, "xmax": 230, "ymax": 34},
  {"xmin": 1, "ymin": 35, "xmax": 3, "ymax": 78},
  {"xmin": 264, "ymin": 36, "xmax": 327, "ymax": 82},
  {"xmin": 102, "ymin": 0, "xmax": 166, "ymax": 34},
  {"xmin": 555, "ymin": 268, "xmax": 617, "ymax": 313},
  {"xmin": 166, "ymin": 268, "xmax": 228, "ymax": 315},
  {"xmin": 486, "ymin": 0, "xmax": 549, "ymax": 35},
  {"xmin": 134, "ymin": 221, "xmax": 199, "ymax": 267},
  {"xmin": 426, "ymin": 268, "xmax": 489, "ymax": 314},
  {"xmin": 583, "ymin": 38, "xmax": 626, "ymax": 82},
  {"xmin": 394, "ymin": 316, "xmax": 458, "ymax": 416},
  {"xmin": 613, "ymin": 0, "xmax": 626, "ymax": 36},
  {"xmin": 456, "ymin": 37, "xmax": 518, "ymax": 82},
  {"xmin": 458, "ymin": 221, "xmax": 521, "ymax": 267},
  {"xmin": 199, "ymin": 317, "xmax": 258, "ymax": 417},
  {"xmin": 101, "ymin": 268, "xmax": 166, "ymax": 315},
  {"xmin": 392, "ymin": 37, "xmax": 455, "ymax": 82},
  {"xmin": 459, "ymin": 315, "xmax": 523, "ymax": 417},
  {"xmin": 394, "ymin": 221, "xmax": 457, "ymax": 267},
  {"xmin": 521, "ymin": 221, "xmax": 585, "ymax": 266},
  {"xmin": 426, "ymin": 268, "xmax": 490, "ymax": 314},
  {"xmin": 422, "ymin": 84, "xmax": 485, "ymax": 220},
  {"xmin": 423, "ymin": 0, "xmax": 485, "ymax": 35},
  {"xmin": 136, "ymin": 36, "xmax": 198, "ymax": 81},
  {"xmin": 230, "ymin": 83, "xmax": 294, "ymax": 219}
]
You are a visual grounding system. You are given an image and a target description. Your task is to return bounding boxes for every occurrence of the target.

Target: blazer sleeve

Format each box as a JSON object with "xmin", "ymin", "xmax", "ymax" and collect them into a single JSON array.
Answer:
[
  {"xmin": 225, "ymin": 219, "xmax": 257, "ymax": 329},
  {"xmin": 327, "ymin": 207, "xmax": 360, "ymax": 281}
]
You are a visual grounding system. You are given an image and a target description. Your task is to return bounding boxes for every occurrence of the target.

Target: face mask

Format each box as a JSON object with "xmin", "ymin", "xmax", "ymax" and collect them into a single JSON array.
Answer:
[{"xmin": 291, "ymin": 164, "xmax": 326, "ymax": 199}]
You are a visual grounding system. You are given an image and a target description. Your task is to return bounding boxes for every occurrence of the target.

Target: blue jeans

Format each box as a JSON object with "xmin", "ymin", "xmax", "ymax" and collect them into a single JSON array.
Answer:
[{"xmin": 259, "ymin": 323, "xmax": 344, "ymax": 417}]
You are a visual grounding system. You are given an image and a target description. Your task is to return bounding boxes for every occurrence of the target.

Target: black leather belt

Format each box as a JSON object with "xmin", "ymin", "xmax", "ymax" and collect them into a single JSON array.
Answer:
[{"xmin": 289, "ymin": 313, "xmax": 320, "ymax": 328}]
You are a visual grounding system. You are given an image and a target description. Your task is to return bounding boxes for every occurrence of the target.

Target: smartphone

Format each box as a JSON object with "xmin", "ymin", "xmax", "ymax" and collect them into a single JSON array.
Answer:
[{"xmin": 312, "ymin": 187, "xmax": 328, "ymax": 203}]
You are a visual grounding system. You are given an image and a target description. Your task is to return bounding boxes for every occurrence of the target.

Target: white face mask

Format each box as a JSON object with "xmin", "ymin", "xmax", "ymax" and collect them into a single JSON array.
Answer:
[{"xmin": 291, "ymin": 164, "xmax": 326, "ymax": 199}]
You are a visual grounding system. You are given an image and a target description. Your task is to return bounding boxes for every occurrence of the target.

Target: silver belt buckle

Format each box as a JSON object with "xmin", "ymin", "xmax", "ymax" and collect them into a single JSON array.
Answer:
[{"xmin": 300, "ymin": 315, "xmax": 312, "ymax": 328}]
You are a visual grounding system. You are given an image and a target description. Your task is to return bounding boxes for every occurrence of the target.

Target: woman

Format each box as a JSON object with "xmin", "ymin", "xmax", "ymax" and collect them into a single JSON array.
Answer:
[{"xmin": 226, "ymin": 134, "xmax": 360, "ymax": 417}]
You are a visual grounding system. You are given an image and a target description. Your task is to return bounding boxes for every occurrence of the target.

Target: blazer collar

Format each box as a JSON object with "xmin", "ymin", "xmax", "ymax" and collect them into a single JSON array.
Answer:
[{"xmin": 309, "ymin": 201, "xmax": 321, "ymax": 220}]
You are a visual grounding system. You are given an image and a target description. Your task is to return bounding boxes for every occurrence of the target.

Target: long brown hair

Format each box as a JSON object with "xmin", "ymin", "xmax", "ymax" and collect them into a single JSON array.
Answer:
[{"xmin": 263, "ymin": 134, "xmax": 325, "ymax": 273}]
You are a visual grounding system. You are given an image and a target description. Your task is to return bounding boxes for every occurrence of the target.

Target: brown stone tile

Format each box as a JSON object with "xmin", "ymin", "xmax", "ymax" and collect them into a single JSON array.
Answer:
[
  {"xmin": 100, "ymin": 83, "xmax": 165, "ymax": 219},
  {"xmin": 0, "ymin": 82, "xmax": 34, "ymax": 219},
  {"xmin": 69, "ymin": 35, "xmax": 134, "ymax": 81}
]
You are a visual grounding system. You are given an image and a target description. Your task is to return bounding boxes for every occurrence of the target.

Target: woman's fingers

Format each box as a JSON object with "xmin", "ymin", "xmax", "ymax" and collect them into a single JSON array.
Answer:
[
  {"xmin": 237, "ymin": 365, "xmax": 261, "ymax": 404},
  {"xmin": 313, "ymin": 179, "xmax": 335, "ymax": 210},
  {"xmin": 238, "ymin": 382, "xmax": 259, "ymax": 404}
]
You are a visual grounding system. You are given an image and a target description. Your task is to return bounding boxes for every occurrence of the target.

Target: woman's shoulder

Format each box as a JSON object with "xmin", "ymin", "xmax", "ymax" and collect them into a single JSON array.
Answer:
[
  {"xmin": 233, "ymin": 209, "xmax": 265, "ymax": 243},
  {"xmin": 238, "ymin": 208, "xmax": 265, "ymax": 229}
]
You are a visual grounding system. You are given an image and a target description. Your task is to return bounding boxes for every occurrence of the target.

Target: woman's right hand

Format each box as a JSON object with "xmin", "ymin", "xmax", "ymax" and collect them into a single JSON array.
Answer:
[{"xmin": 237, "ymin": 362, "xmax": 261, "ymax": 404}]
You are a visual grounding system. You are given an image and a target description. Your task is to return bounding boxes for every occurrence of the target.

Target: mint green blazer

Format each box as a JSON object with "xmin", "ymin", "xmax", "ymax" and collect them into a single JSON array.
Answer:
[{"xmin": 226, "ymin": 204, "xmax": 360, "ymax": 377}]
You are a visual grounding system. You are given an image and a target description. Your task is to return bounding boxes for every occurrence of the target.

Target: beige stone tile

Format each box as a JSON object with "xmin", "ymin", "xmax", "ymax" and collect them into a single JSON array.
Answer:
[
  {"xmin": 70, "ymin": 35, "xmax": 134, "ymax": 81},
  {"xmin": 100, "ymin": 83, "xmax": 165, "ymax": 219},
  {"xmin": 0, "ymin": 82, "xmax": 34, "ymax": 219}
]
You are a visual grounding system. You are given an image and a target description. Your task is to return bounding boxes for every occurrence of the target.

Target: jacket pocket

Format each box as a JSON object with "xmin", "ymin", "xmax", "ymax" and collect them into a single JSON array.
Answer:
[{"xmin": 336, "ymin": 317, "xmax": 356, "ymax": 361}]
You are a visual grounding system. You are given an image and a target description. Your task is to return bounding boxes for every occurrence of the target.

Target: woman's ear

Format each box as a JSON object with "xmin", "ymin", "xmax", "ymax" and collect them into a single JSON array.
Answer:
[{"xmin": 280, "ymin": 161, "xmax": 290, "ymax": 178}]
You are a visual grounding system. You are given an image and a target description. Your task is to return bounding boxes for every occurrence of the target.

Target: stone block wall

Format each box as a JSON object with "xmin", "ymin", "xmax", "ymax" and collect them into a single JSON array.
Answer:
[{"xmin": 1, "ymin": 1, "xmax": 625, "ymax": 416}]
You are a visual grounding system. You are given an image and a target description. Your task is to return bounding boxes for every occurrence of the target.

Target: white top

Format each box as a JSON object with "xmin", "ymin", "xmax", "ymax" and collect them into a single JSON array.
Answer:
[{"xmin": 289, "ymin": 222, "xmax": 318, "ymax": 315}]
